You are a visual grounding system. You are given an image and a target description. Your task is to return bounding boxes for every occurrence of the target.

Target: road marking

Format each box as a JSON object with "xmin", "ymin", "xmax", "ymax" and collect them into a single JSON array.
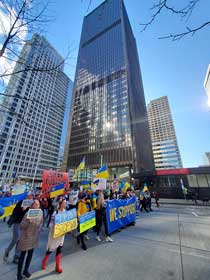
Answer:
[{"xmin": 192, "ymin": 212, "xmax": 199, "ymax": 217}]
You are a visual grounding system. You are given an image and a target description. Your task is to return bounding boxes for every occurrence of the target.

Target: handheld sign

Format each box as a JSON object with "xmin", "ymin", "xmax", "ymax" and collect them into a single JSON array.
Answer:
[
  {"xmin": 80, "ymin": 210, "xmax": 96, "ymax": 233},
  {"xmin": 22, "ymin": 200, "xmax": 33, "ymax": 208},
  {"xmin": 27, "ymin": 209, "xmax": 42, "ymax": 219},
  {"xmin": 54, "ymin": 209, "xmax": 78, "ymax": 238}
]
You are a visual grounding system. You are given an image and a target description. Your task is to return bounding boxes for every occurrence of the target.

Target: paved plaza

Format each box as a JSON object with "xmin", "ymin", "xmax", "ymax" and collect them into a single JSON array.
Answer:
[{"xmin": 1, "ymin": 204, "xmax": 210, "ymax": 280}]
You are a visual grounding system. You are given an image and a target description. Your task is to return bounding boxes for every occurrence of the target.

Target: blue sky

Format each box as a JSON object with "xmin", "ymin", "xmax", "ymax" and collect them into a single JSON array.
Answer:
[{"xmin": 44, "ymin": 0, "xmax": 210, "ymax": 168}]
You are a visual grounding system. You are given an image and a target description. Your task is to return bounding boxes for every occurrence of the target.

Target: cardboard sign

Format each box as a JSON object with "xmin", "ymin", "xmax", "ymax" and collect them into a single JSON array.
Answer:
[
  {"xmin": 27, "ymin": 209, "xmax": 42, "ymax": 219},
  {"xmin": 54, "ymin": 209, "xmax": 78, "ymax": 238},
  {"xmin": 92, "ymin": 178, "xmax": 107, "ymax": 190},
  {"xmin": 42, "ymin": 170, "xmax": 69, "ymax": 198},
  {"xmin": 22, "ymin": 200, "xmax": 33, "ymax": 208},
  {"xmin": 79, "ymin": 210, "xmax": 96, "ymax": 233}
]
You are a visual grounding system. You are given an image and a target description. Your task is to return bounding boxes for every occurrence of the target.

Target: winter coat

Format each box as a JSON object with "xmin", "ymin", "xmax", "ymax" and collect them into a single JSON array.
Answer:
[
  {"xmin": 77, "ymin": 201, "xmax": 89, "ymax": 217},
  {"xmin": 47, "ymin": 209, "xmax": 65, "ymax": 251},
  {"xmin": 18, "ymin": 210, "xmax": 43, "ymax": 251}
]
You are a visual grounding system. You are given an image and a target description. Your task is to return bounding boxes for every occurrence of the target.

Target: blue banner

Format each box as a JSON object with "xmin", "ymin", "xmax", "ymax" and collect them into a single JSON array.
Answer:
[{"xmin": 106, "ymin": 196, "xmax": 136, "ymax": 234}]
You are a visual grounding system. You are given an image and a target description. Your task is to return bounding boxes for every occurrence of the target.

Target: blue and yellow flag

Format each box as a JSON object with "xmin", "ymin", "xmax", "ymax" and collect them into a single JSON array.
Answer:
[
  {"xmin": 0, "ymin": 192, "xmax": 27, "ymax": 219},
  {"xmin": 123, "ymin": 182, "xmax": 130, "ymax": 193},
  {"xmin": 95, "ymin": 165, "xmax": 109, "ymax": 179},
  {"xmin": 81, "ymin": 180, "xmax": 91, "ymax": 190},
  {"xmin": 73, "ymin": 157, "xmax": 86, "ymax": 179},
  {"xmin": 78, "ymin": 157, "xmax": 85, "ymax": 170},
  {"xmin": 50, "ymin": 184, "xmax": 64, "ymax": 198}
]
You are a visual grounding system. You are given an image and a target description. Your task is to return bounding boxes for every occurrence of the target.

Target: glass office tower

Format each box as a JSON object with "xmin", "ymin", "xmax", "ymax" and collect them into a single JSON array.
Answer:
[
  {"xmin": 0, "ymin": 34, "xmax": 69, "ymax": 184},
  {"xmin": 147, "ymin": 96, "xmax": 183, "ymax": 170},
  {"xmin": 64, "ymin": 0, "xmax": 154, "ymax": 174}
]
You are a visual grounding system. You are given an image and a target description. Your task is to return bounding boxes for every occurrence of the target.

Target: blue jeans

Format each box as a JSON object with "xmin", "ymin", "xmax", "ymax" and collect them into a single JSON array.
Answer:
[{"xmin": 6, "ymin": 223, "xmax": 20, "ymax": 257}]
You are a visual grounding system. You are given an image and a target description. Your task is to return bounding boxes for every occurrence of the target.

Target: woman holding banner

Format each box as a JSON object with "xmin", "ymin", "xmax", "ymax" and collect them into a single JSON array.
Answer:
[
  {"xmin": 42, "ymin": 198, "xmax": 66, "ymax": 273},
  {"xmin": 96, "ymin": 191, "xmax": 113, "ymax": 242},
  {"xmin": 77, "ymin": 193, "xmax": 89, "ymax": 250},
  {"xmin": 17, "ymin": 200, "xmax": 43, "ymax": 280}
]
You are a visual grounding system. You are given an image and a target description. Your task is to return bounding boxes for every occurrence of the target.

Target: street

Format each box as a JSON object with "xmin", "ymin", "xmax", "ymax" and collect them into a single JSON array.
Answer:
[{"xmin": 1, "ymin": 204, "xmax": 210, "ymax": 280}]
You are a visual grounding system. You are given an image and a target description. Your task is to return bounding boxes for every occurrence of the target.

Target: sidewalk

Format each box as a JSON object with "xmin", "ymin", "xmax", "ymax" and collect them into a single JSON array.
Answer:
[{"xmin": 152, "ymin": 198, "xmax": 210, "ymax": 206}]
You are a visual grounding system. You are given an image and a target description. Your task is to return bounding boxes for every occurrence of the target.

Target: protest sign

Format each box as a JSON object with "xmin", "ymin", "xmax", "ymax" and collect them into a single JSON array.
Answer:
[
  {"xmin": 92, "ymin": 178, "xmax": 107, "ymax": 190},
  {"xmin": 42, "ymin": 170, "xmax": 69, "ymax": 198},
  {"xmin": 22, "ymin": 200, "xmax": 33, "ymax": 208},
  {"xmin": 54, "ymin": 209, "xmax": 78, "ymax": 238},
  {"xmin": 27, "ymin": 209, "xmax": 42, "ymax": 219},
  {"xmin": 106, "ymin": 196, "xmax": 136, "ymax": 234},
  {"xmin": 79, "ymin": 210, "xmax": 96, "ymax": 233}
]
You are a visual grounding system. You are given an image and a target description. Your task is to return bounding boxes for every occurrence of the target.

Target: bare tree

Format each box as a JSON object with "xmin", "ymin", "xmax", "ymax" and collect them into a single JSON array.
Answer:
[
  {"xmin": 0, "ymin": 0, "xmax": 54, "ymax": 80},
  {"xmin": 141, "ymin": 0, "xmax": 210, "ymax": 40},
  {"xmin": 0, "ymin": 0, "xmax": 68, "ymax": 123}
]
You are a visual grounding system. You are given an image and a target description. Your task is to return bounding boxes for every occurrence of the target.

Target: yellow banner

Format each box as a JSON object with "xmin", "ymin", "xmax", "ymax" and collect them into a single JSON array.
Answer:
[{"xmin": 53, "ymin": 218, "xmax": 78, "ymax": 238}]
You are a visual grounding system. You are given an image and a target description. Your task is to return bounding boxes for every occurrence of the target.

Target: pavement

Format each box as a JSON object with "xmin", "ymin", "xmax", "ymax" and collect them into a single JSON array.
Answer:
[
  {"xmin": 1, "ymin": 204, "xmax": 210, "ymax": 280},
  {"xmin": 154, "ymin": 198, "xmax": 210, "ymax": 206}
]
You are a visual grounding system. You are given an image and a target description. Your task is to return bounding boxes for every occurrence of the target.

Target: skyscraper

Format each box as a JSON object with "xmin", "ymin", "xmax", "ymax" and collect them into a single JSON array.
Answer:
[
  {"xmin": 63, "ymin": 0, "xmax": 154, "ymax": 175},
  {"xmin": 0, "ymin": 34, "xmax": 69, "ymax": 184},
  {"xmin": 147, "ymin": 96, "xmax": 182, "ymax": 170}
]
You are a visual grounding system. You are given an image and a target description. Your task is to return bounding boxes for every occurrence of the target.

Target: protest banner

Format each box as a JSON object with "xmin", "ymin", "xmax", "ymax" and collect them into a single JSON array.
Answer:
[
  {"xmin": 27, "ymin": 209, "xmax": 42, "ymax": 219},
  {"xmin": 22, "ymin": 199, "xmax": 33, "ymax": 208},
  {"xmin": 42, "ymin": 170, "xmax": 69, "ymax": 198},
  {"xmin": 0, "ymin": 192, "xmax": 27, "ymax": 219},
  {"xmin": 106, "ymin": 196, "xmax": 136, "ymax": 234},
  {"xmin": 79, "ymin": 210, "xmax": 96, "ymax": 233},
  {"xmin": 54, "ymin": 209, "xmax": 78, "ymax": 238}
]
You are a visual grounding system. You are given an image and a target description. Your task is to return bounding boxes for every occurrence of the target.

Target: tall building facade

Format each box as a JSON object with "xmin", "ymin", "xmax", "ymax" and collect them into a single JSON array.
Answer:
[
  {"xmin": 147, "ymin": 96, "xmax": 182, "ymax": 170},
  {"xmin": 0, "ymin": 34, "xmax": 69, "ymax": 183},
  {"xmin": 63, "ymin": 0, "xmax": 154, "ymax": 174},
  {"xmin": 204, "ymin": 64, "xmax": 210, "ymax": 103}
]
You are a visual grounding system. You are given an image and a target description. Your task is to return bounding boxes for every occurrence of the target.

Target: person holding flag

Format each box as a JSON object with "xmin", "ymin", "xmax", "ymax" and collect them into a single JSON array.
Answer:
[{"xmin": 3, "ymin": 193, "xmax": 33, "ymax": 264}]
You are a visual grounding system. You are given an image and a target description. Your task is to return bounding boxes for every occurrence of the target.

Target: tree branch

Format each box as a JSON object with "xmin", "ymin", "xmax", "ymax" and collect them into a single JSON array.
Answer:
[{"xmin": 159, "ymin": 21, "xmax": 210, "ymax": 40}]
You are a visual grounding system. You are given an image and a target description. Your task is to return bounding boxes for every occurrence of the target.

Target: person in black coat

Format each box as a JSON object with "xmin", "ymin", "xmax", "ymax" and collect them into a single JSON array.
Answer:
[{"xmin": 3, "ymin": 194, "xmax": 32, "ymax": 264}]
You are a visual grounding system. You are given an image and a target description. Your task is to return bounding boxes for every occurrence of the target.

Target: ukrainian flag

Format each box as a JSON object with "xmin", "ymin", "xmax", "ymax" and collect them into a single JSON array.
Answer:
[
  {"xmin": 95, "ymin": 165, "xmax": 109, "ymax": 179},
  {"xmin": 50, "ymin": 184, "xmax": 64, "ymax": 198},
  {"xmin": 0, "ymin": 192, "xmax": 27, "ymax": 219},
  {"xmin": 78, "ymin": 157, "xmax": 85, "ymax": 170},
  {"xmin": 123, "ymin": 182, "xmax": 130, "ymax": 193},
  {"xmin": 73, "ymin": 157, "xmax": 86, "ymax": 180},
  {"xmin": 81, "ymin": 180, "xmax": 91, "ymax": 190}
]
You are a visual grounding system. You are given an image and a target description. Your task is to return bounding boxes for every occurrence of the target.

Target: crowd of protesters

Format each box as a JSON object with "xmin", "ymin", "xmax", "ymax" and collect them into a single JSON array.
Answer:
[{"xmin": 1, "ymin": 186, "xmax": 157, "ymax": 280}]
